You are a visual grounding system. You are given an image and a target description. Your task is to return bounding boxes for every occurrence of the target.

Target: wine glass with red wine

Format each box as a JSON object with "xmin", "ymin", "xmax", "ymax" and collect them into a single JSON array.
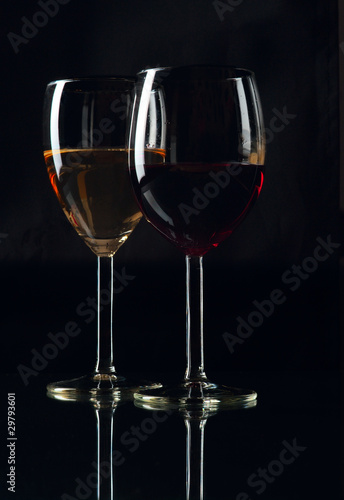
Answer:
[{"xmin": 128, "ymin": 66, "xmax": 266, "ymax": 409}]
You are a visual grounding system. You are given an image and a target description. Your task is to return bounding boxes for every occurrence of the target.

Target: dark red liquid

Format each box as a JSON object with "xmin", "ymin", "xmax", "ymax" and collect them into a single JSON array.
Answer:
[{"xmin": 132, "ymin": 162, "xmax": 264, "ymax": 256}]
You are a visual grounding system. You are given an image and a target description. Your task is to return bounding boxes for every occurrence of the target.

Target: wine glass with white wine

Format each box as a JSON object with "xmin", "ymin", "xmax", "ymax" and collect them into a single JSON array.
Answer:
[{"xmin": 43, "ymin": 77, "xmax": 160, "ymax": 399}]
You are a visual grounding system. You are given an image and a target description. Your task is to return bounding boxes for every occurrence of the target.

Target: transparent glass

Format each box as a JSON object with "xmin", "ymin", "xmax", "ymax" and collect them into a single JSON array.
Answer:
[
  {"xmin": 128, "ymin": 66, "xmax": 266, "ymax": 409},
  {"xmin": 43, "ymin": 77, "xmax": 160, "ymax": 399}
]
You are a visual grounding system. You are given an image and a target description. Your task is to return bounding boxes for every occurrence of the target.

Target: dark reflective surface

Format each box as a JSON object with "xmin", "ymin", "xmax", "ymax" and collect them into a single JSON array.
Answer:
[{"xmin": 0, "ymin": 371, "xmax": 340, "ymax": 499}]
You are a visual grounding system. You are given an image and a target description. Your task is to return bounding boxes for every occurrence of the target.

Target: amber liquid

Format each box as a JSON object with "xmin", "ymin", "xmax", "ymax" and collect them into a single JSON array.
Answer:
[{"xmin": 44, "ymin": 148, "xmax": 142, "ymax": 256}]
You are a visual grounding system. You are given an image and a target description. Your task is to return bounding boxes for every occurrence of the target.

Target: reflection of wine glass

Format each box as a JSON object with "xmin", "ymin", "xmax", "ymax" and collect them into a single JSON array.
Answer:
[
  {"xmin": 184, "ymin": 410, "xmax": 210, "ymax": 500},
  {"xmin": 135, "ymin": 401, "xmax": 245, "ymax": 500},
  {"xmin": 48, "ymin": 391, "xmax": 119, "ymax": 500},
  {"xmin": 43, "ymin": 78, "xmax": 159, "ymax": 398},
  {"xmin": 128, "ymin": 66, "xmax": 266, "ymax": 409}
]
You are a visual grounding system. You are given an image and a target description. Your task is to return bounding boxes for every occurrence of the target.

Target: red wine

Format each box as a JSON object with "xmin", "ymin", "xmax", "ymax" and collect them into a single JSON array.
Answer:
[{"xmin": 132, "ymin": 161, "xmax": 264, "ymax": 256}]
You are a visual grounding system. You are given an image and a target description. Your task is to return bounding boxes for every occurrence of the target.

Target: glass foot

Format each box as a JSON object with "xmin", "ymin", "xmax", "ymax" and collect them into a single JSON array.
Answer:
[
  {"xmin": 47, "ymin": 373, "xmax": 162, "ymax": 403},
  {"xmin": 134, "ymin": 380, "xmax": 257, "ymax": 411}
]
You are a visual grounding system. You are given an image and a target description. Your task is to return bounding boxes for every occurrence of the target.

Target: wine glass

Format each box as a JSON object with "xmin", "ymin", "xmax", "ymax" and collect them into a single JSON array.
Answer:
[
  {"xmin": 43, "ymin": 77, "xmax": 160, "ymax": 398},
  {"xmin": 128, "ymin": 66, "xmax": 265, "ymax": 409}
]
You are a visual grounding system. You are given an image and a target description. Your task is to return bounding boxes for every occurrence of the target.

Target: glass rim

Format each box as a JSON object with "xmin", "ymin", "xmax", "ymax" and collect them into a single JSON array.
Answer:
[
  {"xmin": 136, "ymin": 65, "xmax": 255, "ymax": 81},
  {"xmin": 46, "ymin": 76, "xmax": 135, "ymax": 87}
]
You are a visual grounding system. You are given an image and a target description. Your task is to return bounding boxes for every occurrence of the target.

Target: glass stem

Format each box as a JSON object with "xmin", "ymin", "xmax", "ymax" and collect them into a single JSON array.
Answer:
[
  {"xmin": 184, "ymin": 255, "xmax": 207, "ymax": 383},
  {"xmin": 95, "ymin": 256, "xmax": 116, "ymax": 375}
]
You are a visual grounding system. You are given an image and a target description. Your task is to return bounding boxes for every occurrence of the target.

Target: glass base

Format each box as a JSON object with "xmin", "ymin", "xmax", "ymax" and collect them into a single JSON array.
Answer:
[
  {"xmin": 47, "ymin": 373, "xmax": 162, "ymax": 403},
  {"xmin": 134, "ymin": 380, "xmax": 257, "ymax": 411}
]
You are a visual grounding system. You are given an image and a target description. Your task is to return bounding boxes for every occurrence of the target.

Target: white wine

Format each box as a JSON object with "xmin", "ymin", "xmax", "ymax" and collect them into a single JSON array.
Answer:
[{"xmin": 44, "ymin": 148, "xmax": 142, "ymax": 257}]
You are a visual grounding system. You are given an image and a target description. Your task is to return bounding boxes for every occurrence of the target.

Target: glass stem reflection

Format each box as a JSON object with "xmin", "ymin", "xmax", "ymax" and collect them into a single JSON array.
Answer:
[
  {"xmin": 185, "ymin": 417, "xmax": 206, "ymax": 500},
  {"xmin": 185, "ymin": 255, "xmax": 207, "ymax": 383},
  {"xmin": 95, "ymin": 256, "xmax": 116, "ymax": 375},
  {"xmin": 96, "ymin": 407, "xmax": 115, "ymax": 500}
]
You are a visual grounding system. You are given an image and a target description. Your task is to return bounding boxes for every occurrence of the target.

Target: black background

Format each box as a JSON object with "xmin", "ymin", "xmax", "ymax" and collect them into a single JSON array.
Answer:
[
  {"xmin": 0, "ymin": 0, "xmax": 340, "ymax": 381},
  {"xmin": 0, "ymin": 2, "xmax": 342, "ymax": 500}
]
